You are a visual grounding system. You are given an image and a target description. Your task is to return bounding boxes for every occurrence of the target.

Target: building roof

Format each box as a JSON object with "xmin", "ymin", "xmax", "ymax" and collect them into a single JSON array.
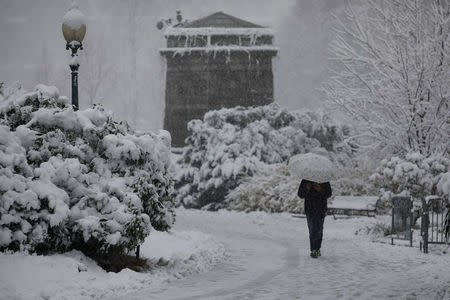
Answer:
[
  {"xmin": 161, "ymin": 11, "xmax": 276, "ymax": 54},
  {"xmin": 183, "ymin": 11, "xmax": 264, "ymax": 28}
]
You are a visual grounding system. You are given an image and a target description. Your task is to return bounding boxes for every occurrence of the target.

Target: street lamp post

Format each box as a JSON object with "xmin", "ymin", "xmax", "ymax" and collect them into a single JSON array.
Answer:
[{"xmin": 62, "ymin": 2, "xmax": 86, "ymax": 110}]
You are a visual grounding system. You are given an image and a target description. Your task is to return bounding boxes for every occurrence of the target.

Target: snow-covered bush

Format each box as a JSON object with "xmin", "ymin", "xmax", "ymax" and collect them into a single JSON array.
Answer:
[
  {"xmin": 0, "ymin": 125, "xmax": 71, "ymax": 251},
  {"xmin": 437, "ymin": 172, "xmax": 450, "ymax": 201},
  {"xmin": 226, "ymin": 163, "xmax": 380, "ymax": 214},
  {"xmin": 370, "ymin": 152, "xmax": 450, "ymax": 210},
  {"xmin": 176, "ymin": 104, "xmax": 355, "ymax": 209},
  {"xmin": 332, "ymin": 167, "xmax": 379, "ymax": 197},
  {"xmin": 226, "ymin": 164, "xmax": 303, "ymax": 213},
  {"xmin": 355, "ymin": 220, "xmax": 392, "ymax": 238},
  {"xmin": 0, "ymin": 84, "xmax": 175, "ymax": 256}
]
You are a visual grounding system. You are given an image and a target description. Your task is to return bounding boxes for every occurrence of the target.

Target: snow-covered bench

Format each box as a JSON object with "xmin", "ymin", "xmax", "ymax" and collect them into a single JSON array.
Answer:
[{"xmin": 328, "ymin": 196, "xmax": 380, "ymax": 217}]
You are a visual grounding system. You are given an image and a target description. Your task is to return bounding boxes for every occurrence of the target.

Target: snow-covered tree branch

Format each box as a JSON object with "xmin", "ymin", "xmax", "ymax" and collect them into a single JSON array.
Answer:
[{"xmin": 323, "ymin": 0, "xmax": 450, "ymax": 157}]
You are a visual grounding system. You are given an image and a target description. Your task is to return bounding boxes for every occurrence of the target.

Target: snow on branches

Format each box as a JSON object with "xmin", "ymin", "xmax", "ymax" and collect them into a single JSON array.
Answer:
[
  {"xmin": 175, "ymin": 104, "xmax": 355, "ymax": 210},
  {"xmin": 437, "ymin": 172, "xmax": 450, "ymax": 200},
  {"xmin": 323, "ymin": 0, "xmax": 450, "ymax": 157},
  {"xmin": 0, "ymin": 84, "xmax": 175, "ymax": 255},
  {"xmin": 370, "ymin": 152, "xmax": 450, "ymax": 208}
]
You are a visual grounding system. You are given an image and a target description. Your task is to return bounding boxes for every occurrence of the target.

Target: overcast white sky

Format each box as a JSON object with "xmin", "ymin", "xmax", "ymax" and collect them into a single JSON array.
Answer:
[{"xmin": 0, "ymin": 0, "xmax": 344, "ymax": 130}]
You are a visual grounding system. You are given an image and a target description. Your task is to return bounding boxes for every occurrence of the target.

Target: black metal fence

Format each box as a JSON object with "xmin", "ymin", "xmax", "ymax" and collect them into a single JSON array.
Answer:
[
  {"xmin": 391, "ymin": 195, "xmax": 413, "ymax": 247},
  {"xmin": 420, "ymin": 196, "xmax": 449, "ymax": 253}
]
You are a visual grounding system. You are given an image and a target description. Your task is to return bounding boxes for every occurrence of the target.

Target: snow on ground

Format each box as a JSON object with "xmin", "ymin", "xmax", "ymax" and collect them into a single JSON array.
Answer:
[
  {"xmin": 1, "ymin": 208, "xmax": 450, "ymax": 300},
  {"xmin": 0, "ymin": 229, "xmax": 225, "ymax": 300},
  {"xmin": 124, "ymin": 209, "xmax": 450, "ymax": 300}
]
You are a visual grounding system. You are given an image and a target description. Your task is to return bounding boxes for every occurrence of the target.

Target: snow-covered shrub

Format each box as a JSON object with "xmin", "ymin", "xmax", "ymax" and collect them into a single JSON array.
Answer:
[
  {"xmin": 370, "ymin": 152, "xmax": 450, "ymax": 210},
  {"xmin": 226, "ymin": 163, "xmax": 380, "ymax": 214},
  {"xmin": 332, "ymin": 167, "xmax": 379, "ymax": 197},
  {"xmin": 226, "ymin": 164, "xmax": 303, "ymax": 213},
  {"xmin": 437, "ymin": 172, "xmax": 450, "ymax": 201},
  {"xmin": 0, "ymin": 125, "xmax": 71, "ymax": 251},
  {"xmin": 355, "ymin": 221, "xmax": 392, "ymax": 237},
  {"xmin": 176, "ymin": 104, "xmax": 355, "ymax": 209},
  {"xmin": 0, "ymin": 84, "xmax": 175, "ymax": 255}
]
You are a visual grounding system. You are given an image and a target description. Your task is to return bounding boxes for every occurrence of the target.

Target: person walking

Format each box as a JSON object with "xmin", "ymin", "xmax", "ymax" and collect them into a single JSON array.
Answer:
[{"xmin": 297, "ymin": 179, "xmax": 332, "ymax": 258}]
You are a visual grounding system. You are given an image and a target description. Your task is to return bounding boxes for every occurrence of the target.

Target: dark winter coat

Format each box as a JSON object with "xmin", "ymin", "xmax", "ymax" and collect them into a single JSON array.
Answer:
[{"xmin": 297, "ymin": 179, "xmax": 332, "ymax": 217}]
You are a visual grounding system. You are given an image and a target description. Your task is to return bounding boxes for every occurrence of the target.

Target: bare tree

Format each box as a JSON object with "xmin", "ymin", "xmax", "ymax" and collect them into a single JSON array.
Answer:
[
  {"xmin": 79, "ymin": 33, "xmax": 113, "ymax": 108},
  {"xmin": 35, "ymin": 45, "xmax": 51, "ymax": 85},
  {"xmin": 323, "ymin": 0, "xmax": 450, "ymax": 157},
  {"xmin": 35, "ymin": 45, "xmax": 66, "ymax": 92},
  {"xmin": 127, "ymin": 0, "xmax": 139, "ymax": 128}
]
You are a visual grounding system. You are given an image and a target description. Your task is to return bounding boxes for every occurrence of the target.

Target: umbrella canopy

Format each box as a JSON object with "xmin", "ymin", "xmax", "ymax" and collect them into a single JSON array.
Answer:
[{"xmin": 288, "ymin": 153, "xmax": 337, "ymax": 183}]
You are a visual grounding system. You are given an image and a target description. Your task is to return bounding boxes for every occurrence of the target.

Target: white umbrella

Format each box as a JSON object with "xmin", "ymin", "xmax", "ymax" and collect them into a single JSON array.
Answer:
[{"xmin": 288, "ymin": 153, "xmax": 337, "ymax": 183}]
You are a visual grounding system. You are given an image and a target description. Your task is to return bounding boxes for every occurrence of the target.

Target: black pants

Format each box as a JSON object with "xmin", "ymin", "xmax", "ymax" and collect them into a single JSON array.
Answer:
[{"xmin": 306, "ymin": 214, "xmax": 325, "ymax": 251}]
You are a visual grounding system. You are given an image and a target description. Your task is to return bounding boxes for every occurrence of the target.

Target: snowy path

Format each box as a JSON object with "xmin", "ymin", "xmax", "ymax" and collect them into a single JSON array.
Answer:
[{"xmin": 118, "ymin": 209, "xmax": 450, "ymax": 300}]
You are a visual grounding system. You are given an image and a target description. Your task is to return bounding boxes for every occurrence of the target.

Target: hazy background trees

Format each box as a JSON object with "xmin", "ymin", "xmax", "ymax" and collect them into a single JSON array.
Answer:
[
  {"xmin": 276, "ymin": 0, "xmax": 344, "ymax": 109},
  {"xmin": 78, "ymin": 28, "xmax": 114, "ymax": 108},
  {"xmin": 35, "ymin": 45, "xmax": 51, "ymax": 85}
]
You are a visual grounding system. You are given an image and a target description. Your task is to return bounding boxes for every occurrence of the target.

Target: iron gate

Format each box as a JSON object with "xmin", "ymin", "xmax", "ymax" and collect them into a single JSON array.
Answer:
[
  {"xmin": 420, "ymin": 196, "xmax": 449, "ymax": 253},
  {"xmin": 391, "ymin": 195, "xmax": 413, "ymax": 246}
]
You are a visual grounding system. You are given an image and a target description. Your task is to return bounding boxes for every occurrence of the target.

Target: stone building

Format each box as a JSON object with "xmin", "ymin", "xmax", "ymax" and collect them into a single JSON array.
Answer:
[{"xmin": 160, "ymin": 12, "xmax": 278, "ymax": 146}]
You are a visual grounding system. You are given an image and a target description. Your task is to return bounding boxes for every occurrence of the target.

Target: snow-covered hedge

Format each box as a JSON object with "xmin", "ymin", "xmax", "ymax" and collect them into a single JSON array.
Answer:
[
  {"xmin": 0, "ymin": 84, "xmax": 175, "ymax": 255},
  {"xmin": 176, "ymin": 104, "xmax": 355, "ymax": 209},
  {"xmin": 370, "ymin": 152, "xmax": 450, "ymax": 209}
]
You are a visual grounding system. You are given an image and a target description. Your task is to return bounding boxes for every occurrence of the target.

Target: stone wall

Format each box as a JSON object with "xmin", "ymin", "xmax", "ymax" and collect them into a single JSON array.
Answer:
[{"xmin": 163, "ymin": 50, "xmax": 275, "ymax": 146}]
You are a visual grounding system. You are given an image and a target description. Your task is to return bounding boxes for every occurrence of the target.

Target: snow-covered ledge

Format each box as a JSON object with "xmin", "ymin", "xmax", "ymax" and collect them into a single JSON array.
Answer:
[
  {"xmin": 164, "ymin": 27, "xmax": 274, "ymax": 37},
  {"xmin": 160, "ymin": 45, "xmax": 279, "ymax": 57}
]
